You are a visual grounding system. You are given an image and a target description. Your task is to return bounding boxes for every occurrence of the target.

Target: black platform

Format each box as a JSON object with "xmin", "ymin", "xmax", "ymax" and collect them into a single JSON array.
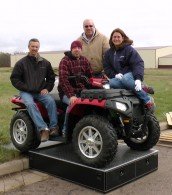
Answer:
[{"xmin": 29, "ymin": 143, "xmax": 158, "ymax": 193}]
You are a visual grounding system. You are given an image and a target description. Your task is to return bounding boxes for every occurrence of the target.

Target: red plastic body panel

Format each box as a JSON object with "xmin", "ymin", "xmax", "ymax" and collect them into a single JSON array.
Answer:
[{"xmin": 67, "ymin": 98, "xmax": 106, "ymax": 115}]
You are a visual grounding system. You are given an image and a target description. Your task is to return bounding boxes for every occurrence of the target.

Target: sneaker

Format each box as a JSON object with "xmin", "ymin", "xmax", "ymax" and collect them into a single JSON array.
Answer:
[
  {"xmin": 40, "ymin": 129, "xmax": 49, "ymax": 142},
  {"xmin": 49, "ymin": 126, "xmax": 59, "ymax": 136},
  {"xmin": 142, "ymin": 85, "xmax": 154, "ymax": 94}
]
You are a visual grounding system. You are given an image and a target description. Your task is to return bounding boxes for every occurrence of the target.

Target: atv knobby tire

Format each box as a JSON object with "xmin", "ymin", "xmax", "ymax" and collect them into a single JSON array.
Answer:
[
  {"xmin": 10, "ymin": 111, "xmax": 40, "ymax": 152},
  {"xmin": 124, "ymin": 113, "xmax": 160, "ymax": 150},
  {"xmin": 73, "ymin": 115, "xmax": 117, "ymax": 168}
]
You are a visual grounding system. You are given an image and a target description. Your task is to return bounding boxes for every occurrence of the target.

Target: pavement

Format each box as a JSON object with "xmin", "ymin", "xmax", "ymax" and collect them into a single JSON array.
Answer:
[
  {"xmin": 0, "ymin": 121, "xmax": 171, "ymax": 194},
  {"xmin": 0, "ymin": 140, "xmax": 60, "ymax": 194}
]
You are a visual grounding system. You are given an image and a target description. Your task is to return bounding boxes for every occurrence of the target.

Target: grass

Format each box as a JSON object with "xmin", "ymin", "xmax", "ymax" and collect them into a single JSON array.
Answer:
[
  {"xmin": 144, "ymin": 69, "xmax": 172, "ymax": 121},
  {"xmin": 0, "ymin": 146, "xmax": 20, "ymax": 163},
  {"xmin": 0, "ymin": 67, "xmax": 172, "ymax": 163},
  {"xmin": 0, "ymin": 68, "xmax": 21, "ymax": 163}
]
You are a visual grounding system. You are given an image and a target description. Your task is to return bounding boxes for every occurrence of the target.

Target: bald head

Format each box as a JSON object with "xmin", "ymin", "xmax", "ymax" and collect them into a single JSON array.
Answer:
[
  {"xmin": 83, "ymin": 19, "xmax": 95, "ymax": 28},
  {"xmin": 83, "ymin": 19, "xmax": 95, "ymax": 39}
]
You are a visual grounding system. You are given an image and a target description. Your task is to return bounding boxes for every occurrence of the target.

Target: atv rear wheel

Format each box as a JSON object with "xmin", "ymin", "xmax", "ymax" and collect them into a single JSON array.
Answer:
[
  {"xmin": 10, "ymin": 111, "xmax": 40, "ymax": 152},
  {"xmin": 73, "ymin": 115, "xmax": 117, "ymax": 168},
  {"xmin": 124, "ymin": 113, "xmax": 160, "ymax": 150}
]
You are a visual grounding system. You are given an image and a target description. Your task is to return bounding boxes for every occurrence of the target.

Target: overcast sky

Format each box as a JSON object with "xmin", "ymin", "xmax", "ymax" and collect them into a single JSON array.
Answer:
[{"xmin": 1, "ymin": 0, "xmax": 172, "ymax": 53}]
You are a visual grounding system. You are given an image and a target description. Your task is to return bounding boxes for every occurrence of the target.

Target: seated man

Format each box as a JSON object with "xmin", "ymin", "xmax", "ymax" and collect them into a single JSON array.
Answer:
[
  {"xmin": 58, "ymin": 40, "xmax": 93, "ymax": 137},
  {"xmin": 10, "ymin": 38, "xmax": 59, "ymax": 142}
]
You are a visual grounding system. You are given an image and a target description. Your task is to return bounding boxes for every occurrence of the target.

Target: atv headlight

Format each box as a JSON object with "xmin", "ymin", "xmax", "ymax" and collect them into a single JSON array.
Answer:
[{"xmin": 116, "ymin": 102, "xmax": 127, "ymax": 111}]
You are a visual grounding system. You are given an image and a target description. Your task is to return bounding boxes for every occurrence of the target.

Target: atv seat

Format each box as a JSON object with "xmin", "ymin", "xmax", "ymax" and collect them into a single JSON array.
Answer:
[{"xmin": 81, "ymin": 89, "xmax": 134, "ymax": 101}]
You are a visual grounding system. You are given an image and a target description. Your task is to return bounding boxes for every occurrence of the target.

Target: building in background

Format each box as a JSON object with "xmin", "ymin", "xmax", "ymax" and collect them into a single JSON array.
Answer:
[
  {"xmin": 10, "ymin": 46, "xmax": 172, "ymax": 69},
  {"xmin": 136, "ymin": 46, "xmax": 172, "ymax": 68},
  {"xmin": 11, "ymin": 51, "xmax": 65, "ymax": 70}
]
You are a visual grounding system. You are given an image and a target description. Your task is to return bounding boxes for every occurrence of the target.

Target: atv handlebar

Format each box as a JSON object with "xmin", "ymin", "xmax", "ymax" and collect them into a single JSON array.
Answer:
[
  {"xmin": 68, "ymin": 75, "xmax": 90, "ymax": 84},
  {"xmin": 68, "ymin": 75, "xmax": 109, "ymax": 89}
]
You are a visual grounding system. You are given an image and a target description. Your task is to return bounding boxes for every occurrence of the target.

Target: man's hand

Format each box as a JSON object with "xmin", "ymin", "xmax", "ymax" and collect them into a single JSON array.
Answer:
[
  {"xmin": 135, "ymin": 80, "xmax": 142, "ymax": 91},
  {"xmin": 115, "ymin": 73, "xmax": 123, "ymax": 80},
  {"xmin": 103, "ymin": 74, "xmax": 109, "ymax": 81},
  {"xmin": 40, "ymin": 89, "xmax": 49, "ymax": 95},
  {"xmin": 69, "ymin": 96, "xmax": 78, "ymax": 105}
]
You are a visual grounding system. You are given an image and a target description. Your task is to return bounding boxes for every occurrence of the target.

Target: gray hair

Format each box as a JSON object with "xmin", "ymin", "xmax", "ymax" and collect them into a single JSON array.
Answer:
[{"xmin": 28, "ymin": 38, "xmax": 40, "ymax": 47}]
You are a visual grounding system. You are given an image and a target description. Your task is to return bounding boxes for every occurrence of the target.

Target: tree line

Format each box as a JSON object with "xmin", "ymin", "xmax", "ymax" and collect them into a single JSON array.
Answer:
[{"xmin": 0, "ymin": 52, "xmax": 10, "ymax": 67}]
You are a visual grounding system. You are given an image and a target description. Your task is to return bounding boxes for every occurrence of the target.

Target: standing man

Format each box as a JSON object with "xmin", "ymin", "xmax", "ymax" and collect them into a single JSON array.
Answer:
[
  {"xmin": 10, "ymin": 38, "xmax": 59, "ymax": 142},
  {"xmin": 77, "ymin": 19, "xmax": 109, "ymax": 77}
]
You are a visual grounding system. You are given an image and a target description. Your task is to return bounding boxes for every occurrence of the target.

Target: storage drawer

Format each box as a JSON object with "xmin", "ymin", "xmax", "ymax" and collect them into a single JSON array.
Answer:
[
  {"xmin": 106, "ymin": 163, "xmax": 135, "ymax": 190},
  {"xmin": 136, "ymin": 153, "xmax": 158, "ymax": 177}
]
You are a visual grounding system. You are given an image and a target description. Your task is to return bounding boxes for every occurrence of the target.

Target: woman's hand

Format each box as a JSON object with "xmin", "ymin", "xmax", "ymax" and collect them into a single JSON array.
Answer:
[
  {"xmin": 135, "ymin": 80, "xmax": 142, "ymax": 91},
  {"xmin": 115, "ymin": 73, "xmax": 123, "ymax": 80}
]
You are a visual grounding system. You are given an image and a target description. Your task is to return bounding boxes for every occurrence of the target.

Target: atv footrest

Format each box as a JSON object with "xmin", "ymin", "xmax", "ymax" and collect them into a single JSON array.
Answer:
[{"xmin": 29, "ymin": 143, "xmax": 158, "ymax": 193}]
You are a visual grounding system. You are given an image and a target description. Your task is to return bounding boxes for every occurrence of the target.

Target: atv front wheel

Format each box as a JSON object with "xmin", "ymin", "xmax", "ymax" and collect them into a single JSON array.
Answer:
[
  {"xmin": 124, "ymin": 113, "xmax": 160, "ymax": 150},
  {"xmin": 73, "ymin": 115, "xmax": 117, "ymax": 168},
  {"xmin": 10, "ymin": 111, "xmax": 40, "ymax": 152}
]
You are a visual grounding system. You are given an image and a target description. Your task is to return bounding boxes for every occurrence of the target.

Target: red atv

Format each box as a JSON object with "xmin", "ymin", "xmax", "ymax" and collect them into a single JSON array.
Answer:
[{"xmin": 10, "ymin": 76, "xmax": 160, "ymax": 168}]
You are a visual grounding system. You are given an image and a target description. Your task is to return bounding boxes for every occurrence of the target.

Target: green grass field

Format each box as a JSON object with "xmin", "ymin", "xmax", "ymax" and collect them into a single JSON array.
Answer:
[
  {"xmin": 144, "ymin": 69, "xmax": 172, "ymax": 121},
  {"xmin": 0, "ymin": 68, "xmax": 20, "ymax": 163},
  {"xmin": 0, "ymin": 67, "xmax": 172, "ymax": 163}
]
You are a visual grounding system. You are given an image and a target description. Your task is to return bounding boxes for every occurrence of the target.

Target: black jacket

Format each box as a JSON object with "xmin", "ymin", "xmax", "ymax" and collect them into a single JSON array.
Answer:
[
  {"xmin": 103, "ymin": 45, "xmax": 144, "ymax": 81},
  {"xmin": 10, "ymin": 55, "xmax": 55, "ymax": 93}
]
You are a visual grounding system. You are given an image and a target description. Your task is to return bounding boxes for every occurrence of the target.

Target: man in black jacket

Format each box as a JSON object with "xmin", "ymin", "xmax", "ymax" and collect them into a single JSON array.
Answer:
[{"xmin": 10, "ymin": 38, "xmax": 59, "ymax": 142}]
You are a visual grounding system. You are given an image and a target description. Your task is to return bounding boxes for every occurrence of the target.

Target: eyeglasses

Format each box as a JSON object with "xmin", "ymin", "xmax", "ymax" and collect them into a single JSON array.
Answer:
[{"xmin": 84, "ymin": 25, "xmax": 93, "ymax": 28}]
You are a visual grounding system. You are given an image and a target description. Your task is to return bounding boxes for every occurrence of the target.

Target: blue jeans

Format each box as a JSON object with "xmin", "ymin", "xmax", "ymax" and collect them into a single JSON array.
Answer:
[
  {"xmin": 109, "ymin": 72, "xmax": 150, "ymax": 104},
  {"xmin": 61, "ymin": 95, "xmax": 70, "ymax": 134},
  {"xmin": 20, "ymin": 91, "xmax": 58, "ymax": 132}
]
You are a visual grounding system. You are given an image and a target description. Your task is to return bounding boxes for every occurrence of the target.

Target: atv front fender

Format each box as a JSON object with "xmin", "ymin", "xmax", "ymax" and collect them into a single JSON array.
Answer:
[{"xmin": 67, "ymin": 98, "xmax": 106, "ymax": 115}]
